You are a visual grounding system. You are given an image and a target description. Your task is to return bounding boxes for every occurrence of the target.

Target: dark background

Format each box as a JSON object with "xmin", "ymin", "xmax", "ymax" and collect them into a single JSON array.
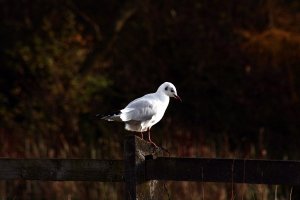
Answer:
[{"xmin": 1, "ymin": 0, "xmax": 300, "ymax": 199}]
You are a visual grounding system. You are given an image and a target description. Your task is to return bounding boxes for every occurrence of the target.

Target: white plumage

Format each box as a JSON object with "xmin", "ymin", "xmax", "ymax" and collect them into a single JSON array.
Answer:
[{"xmin": 98, "ymin": 82, "xmax": 181, "ymax": 146}]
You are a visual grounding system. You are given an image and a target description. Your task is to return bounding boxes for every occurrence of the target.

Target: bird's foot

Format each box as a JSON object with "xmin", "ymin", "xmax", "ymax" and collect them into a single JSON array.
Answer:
[
  {"xmin": 157, "ymin": 145, "xmax": 170, "ymax": 156},
  {"xmin": 148, "ymin": 140, "xmax": 159, "ymax": 148},
  {"xmin": 147, "ymin": 141, "xmax": 170, "ymax": 156}
]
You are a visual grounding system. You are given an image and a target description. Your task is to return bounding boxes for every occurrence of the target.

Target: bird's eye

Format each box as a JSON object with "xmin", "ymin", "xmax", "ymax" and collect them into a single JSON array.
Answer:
[
  {"xmin": 171, "ymin": 89, "xmax": 174, "ymax": 93},
  {"xmin": 165, "ymin": 86, "xmax": 168, "ymax": 91}
]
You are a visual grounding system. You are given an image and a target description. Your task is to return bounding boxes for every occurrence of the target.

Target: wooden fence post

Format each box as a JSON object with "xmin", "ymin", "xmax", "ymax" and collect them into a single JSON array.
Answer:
[{"xmin": 124, "ymin": 135, "xmax": 164, "ymax": 200}]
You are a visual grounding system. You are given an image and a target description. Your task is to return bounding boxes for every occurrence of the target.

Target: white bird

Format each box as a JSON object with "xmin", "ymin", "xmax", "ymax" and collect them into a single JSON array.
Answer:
[{"xmin": 97, "ymin": 82, "xmax": 181, "ymax": 147}]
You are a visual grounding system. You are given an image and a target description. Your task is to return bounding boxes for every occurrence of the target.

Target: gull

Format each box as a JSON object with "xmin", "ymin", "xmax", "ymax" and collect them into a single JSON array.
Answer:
[{"xmin": 97, "ymin": 82, "xmax": 181, "ymax": 147}]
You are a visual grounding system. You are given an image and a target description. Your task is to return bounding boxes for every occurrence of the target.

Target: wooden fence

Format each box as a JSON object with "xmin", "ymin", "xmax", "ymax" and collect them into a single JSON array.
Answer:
[{"xmin": 1, "ymin": 135, "xmax": 300, "ymax": 199}]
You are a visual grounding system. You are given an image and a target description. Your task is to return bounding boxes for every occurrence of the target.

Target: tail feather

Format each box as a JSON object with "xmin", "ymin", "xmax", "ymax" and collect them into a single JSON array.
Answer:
[{"xmin": 96, "ymin": 110, "xmax": 122, "ymax": 121}]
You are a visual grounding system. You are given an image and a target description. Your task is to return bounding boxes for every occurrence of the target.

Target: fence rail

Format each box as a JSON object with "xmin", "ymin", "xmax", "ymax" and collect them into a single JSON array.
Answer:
[
  {"xmin": 1, "ymin": 156, "xmax": 300, "ymax": 185},
  {"xmin": 1, "ymin": 135, "xmax": 300, "ymax": 199},
  {"xmin": 146, "ymin": 157, "xmax": 300, "ymax": 185},
  {"xmin": 0, "ymin": 158, "xmax": 123, "ymax": 181}
]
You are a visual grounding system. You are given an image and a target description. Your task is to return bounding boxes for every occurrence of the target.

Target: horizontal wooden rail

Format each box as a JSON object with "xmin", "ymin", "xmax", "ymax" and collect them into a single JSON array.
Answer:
[
  {"xmin": 0, "ymin": 158, "xmax": 123, "ymax": 182},
  {"xmin": 1, "ymin": 156, "xmax": 300, "ymax": 186},
  {"xmin": 146, "ymin": 157, "xmax": 300, "ymax": 185},
  {"xmin": 2, "ymin": 136, "xmax": 300, "ymax": 199}
]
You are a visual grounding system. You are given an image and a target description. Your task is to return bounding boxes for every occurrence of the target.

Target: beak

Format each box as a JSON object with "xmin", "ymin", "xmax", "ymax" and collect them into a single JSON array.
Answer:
[{"xmin": 173, "ymin": 94, "xmax": 182, "ymax": 102}]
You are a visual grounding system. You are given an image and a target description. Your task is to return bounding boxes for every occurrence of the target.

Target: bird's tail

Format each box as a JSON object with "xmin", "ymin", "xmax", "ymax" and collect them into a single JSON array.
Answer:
[{"xmin": 96, "ymin": 110, "xmax": 122, "ymax": 121}]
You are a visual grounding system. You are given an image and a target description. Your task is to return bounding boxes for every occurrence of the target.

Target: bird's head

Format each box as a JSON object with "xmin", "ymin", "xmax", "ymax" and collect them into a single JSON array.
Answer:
[{"xmin": 158, "ymin": 82, "xmax": 182, "ymax": 101}]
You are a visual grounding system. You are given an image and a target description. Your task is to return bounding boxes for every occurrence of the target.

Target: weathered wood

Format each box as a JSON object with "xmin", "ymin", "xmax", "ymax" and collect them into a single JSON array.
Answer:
[
  {"xmin": 2, "ymin": 138, "xmax": 300, "ymax": 200},
  {"xmin": 146, "ymin": 157, "xmax": 300, "ymax": 185},
  {"xmin": 0, "ymin": 159, "xmax": 123, "ymax": 181},
  {"xmin": 124, "ymin": 135, "xmax": 164, "ymax": 200}
]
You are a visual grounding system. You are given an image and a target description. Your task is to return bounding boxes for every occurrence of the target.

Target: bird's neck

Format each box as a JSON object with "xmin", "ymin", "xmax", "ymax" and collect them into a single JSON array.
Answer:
[{"xmin": 156, "ymin": 91, "xmax": 169, "ymax": 102}]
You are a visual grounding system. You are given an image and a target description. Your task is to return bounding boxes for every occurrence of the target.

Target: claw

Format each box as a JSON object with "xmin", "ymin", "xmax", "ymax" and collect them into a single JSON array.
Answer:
[
  {"xmin": 148, "ymin": 140, "xmax": 159, "ymax": 148},
  {"xmin": 146, "ymin": 128, "xmax": 158, "ymax": 147},
  {"xmin": 145, "ymin": 128, "xmax": 170, "ymax": 156}
]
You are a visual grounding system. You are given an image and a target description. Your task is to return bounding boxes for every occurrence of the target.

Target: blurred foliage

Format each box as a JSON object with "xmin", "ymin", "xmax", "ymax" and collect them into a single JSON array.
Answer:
[{"xmin": 1, "ymin": 0, "xmax": 300, "ymax": 199}]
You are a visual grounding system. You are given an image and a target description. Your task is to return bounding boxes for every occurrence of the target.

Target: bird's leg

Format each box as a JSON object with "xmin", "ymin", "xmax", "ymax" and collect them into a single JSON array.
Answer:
[
  {"xmin": 140, "ymin": 131, "xmax": 144, "ymax": 140},
  {"xmin": 147, "ymin": 128, "xmax": 159, "ymax": 148},
  {"xmin": 146, "ymin": 128, "xmax": 170, "ymax": 155}
]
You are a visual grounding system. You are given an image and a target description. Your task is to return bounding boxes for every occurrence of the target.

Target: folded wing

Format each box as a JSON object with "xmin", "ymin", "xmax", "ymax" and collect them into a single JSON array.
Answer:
[{"xmin": 120, "ymin": 98, "xmax": 157, "ymax": 122}]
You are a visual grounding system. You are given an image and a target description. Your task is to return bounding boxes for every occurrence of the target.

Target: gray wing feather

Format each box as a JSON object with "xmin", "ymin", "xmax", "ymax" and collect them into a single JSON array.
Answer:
[{"xmin": 122, "ymin": 96, "xmax": 156, "ymax": 121}]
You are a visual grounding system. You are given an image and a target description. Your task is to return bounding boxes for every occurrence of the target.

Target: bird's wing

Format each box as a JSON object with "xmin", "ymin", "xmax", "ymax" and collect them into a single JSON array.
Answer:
[{"xmin": 120, "ymin": 95, "xmax": 157, "ymax": 122}]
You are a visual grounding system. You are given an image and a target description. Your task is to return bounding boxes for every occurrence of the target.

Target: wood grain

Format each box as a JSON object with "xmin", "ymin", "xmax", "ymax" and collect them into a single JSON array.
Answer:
[
  {"xmin": 146, "ymin": 157, "xmax": 300, "ymax": 185},
  {"xmin": 0, "ymin": 158, "xmax": 123, "ymax": 181}
]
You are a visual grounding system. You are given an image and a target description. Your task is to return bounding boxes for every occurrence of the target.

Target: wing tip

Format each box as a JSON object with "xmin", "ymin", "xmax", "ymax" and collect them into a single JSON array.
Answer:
[{"xmin": 97, "ymin": 110, "xmax": 122, "ymax": 121}]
